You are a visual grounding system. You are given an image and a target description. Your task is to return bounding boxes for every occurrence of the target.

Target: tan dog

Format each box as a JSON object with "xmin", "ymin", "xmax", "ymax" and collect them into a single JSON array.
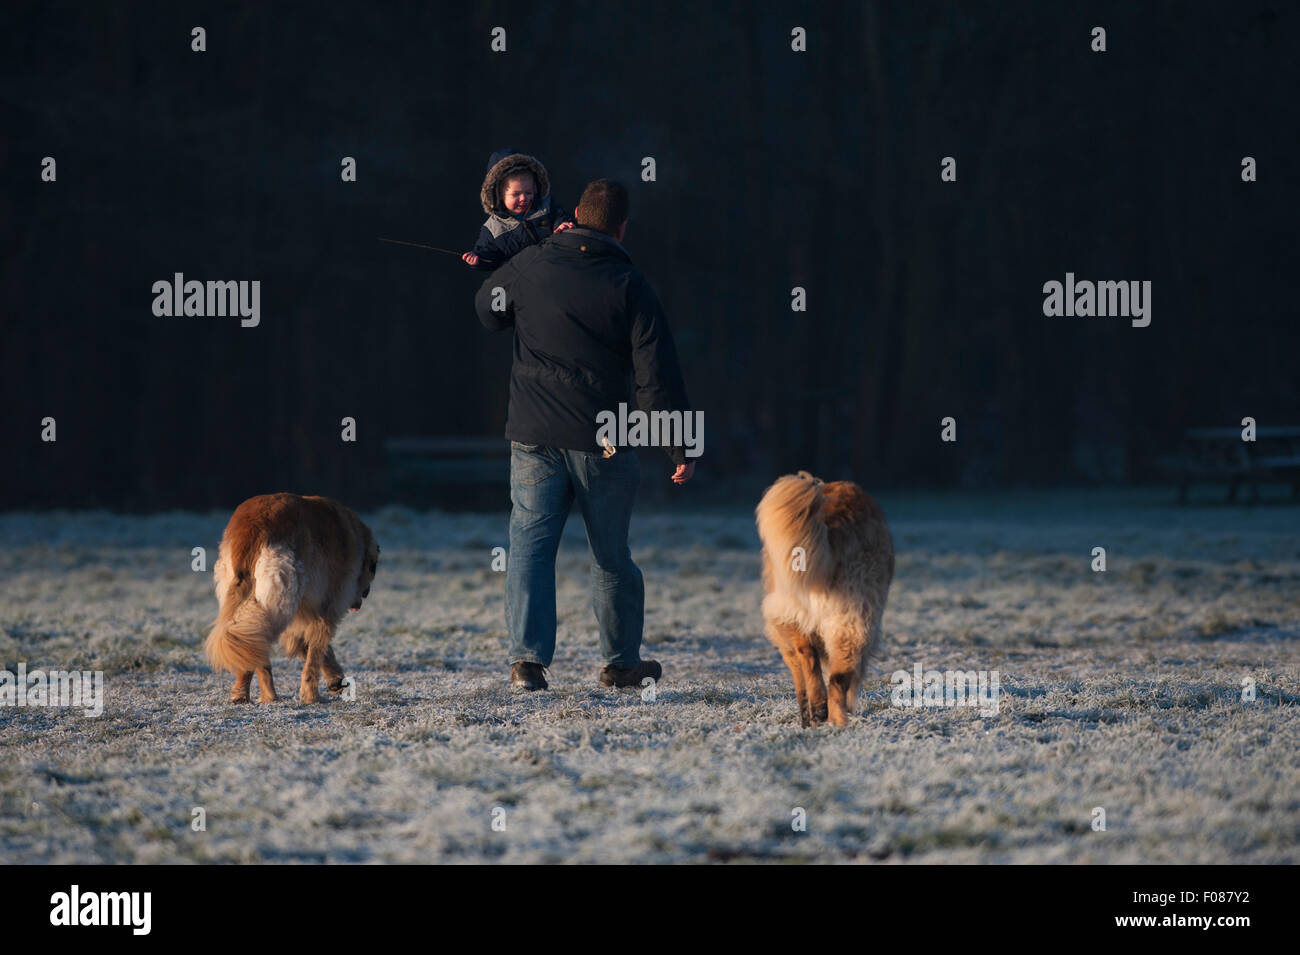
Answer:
[
  {"xmin": 204, "ymin": 493, "xmax": 379, "ymax": 703},
  {"xmin": 756, "ymin": 472, "xmax": 893, "ymax": 726}
]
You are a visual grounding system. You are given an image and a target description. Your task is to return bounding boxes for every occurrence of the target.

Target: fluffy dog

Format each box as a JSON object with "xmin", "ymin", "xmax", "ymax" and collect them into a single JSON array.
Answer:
[
  {"xmin": 756, "ymin": 471, "xmax": 893, "ymax": 726},
  {"xmin": 204, "ymin": 493, "xmax": 379, "ymax": 704}
]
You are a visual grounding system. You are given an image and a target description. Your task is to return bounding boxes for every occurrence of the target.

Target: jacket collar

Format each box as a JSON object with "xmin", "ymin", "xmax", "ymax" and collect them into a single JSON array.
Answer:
[{"xmin": 559, "ymin": 227, "xmax": 632, "ymax": 263}]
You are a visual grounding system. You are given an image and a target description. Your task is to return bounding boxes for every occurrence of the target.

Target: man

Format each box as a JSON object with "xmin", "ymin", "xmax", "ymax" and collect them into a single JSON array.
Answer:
[{"xmin": 474, "ymin": 178, "xmax": 695, "ymax": 691}]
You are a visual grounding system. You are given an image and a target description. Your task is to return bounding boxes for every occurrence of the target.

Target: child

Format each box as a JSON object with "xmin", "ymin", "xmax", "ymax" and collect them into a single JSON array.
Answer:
[{"xmin": 462, "ymin": 148, "xmax": 573, "ymax": 270}]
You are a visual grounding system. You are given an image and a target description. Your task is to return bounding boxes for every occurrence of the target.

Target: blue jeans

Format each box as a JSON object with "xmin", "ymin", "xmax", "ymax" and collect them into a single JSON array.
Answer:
[{"xmin": 506, "ymin": 441, "xmax": 644, "ymax": 668}]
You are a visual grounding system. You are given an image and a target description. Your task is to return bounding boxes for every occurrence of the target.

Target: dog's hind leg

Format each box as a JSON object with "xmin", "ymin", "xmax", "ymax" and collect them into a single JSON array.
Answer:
[
  {"xmin": 768, "ymin": 618, "xmax": 813, "ymax": 726},
  {"xmin": 229, "ymin": 671, "xmax": 252, "ymax": 704},
  {"xmin": 300, "ymin": 648, "xmax": 323, "ymax": 703},
  {"xmin": 827, "ymin": 613, "xmax": 877, "ymax": 725},
  {"xmin": 825, "ymin": 624, "xmax": 869, "ymax": 726},
  {"xmin": 255, "ymin": 667, "xmax": 277, "ymax": 703},
  {"xmin": 791, "ymin": 631, "xmax": 828, "ymax": 726},
  {"xmin": 827, "ymin": 670, "xmax": 856, "ymax": 727},
  {"xmin": 321, "ymin": 646, "xmax": 346, "ymax": 695},
  {"xmin": 297, "ymin": 618, "xmax": 334, "ymax": 703},
  {"xmin": 779, "ymin": 647, "xmax": 810, "ymax": 727}
]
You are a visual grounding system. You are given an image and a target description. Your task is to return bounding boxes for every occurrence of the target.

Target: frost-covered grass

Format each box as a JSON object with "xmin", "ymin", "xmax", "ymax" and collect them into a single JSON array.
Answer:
[{"xmin": 1, "ymin": 489, "xmax": 1297, "ymax": 863}]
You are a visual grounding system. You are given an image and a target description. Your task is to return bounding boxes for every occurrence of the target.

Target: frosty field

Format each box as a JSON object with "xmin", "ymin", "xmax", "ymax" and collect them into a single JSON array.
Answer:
[{"xmin": 1, "ymin": 489, "xmax": 1297, "ymax": 864}]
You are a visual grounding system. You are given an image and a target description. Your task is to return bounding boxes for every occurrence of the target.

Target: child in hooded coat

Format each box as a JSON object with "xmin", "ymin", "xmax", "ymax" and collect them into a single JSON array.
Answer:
[{"xmin": 462, "ymin": 149, "xmax": 572, "ymax": 271}]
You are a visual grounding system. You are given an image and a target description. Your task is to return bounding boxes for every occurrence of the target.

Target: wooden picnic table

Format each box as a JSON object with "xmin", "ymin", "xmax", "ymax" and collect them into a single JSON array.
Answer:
[
  {"xmin": 384, "ymin": 436, "xmax": 510, "ymax": 508},
  {"xmin": 1173, "ymin": 426, "xmax": 1300, "ymax": 504}
]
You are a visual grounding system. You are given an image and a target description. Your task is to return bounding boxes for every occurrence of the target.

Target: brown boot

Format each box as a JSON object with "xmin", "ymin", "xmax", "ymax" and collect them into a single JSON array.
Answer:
[
  {"xmin": 510, "ymin": 662, "xmax": 549, "ymax": 691},
  {"xmin": 598, "ymin": 660, "xmax": 662, "ymax": 688}
]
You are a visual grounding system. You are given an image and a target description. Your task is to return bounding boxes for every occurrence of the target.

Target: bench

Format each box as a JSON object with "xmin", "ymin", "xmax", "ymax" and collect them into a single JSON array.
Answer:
[
  {"xmin": 384, "ymin": 437, "xmax": 510, "ymax": 509},
  {"xmin": 1169, "ymin": 426, "xmax": 1300, "ymax": 504}
]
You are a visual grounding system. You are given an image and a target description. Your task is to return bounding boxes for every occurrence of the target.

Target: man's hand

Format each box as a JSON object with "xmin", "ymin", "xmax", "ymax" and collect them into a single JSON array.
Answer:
[
  {"xmin": 671, "ymin": 462, "xmax": 695, "ymax": 485},
  {"xmin": 462, "ymin": 251, "xmax": 479, "ymax": 265}
]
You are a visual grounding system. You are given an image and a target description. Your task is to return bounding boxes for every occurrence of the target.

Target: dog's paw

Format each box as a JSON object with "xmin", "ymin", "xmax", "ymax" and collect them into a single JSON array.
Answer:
[
  {"xmin": 299, "ymin": 687, "xmax": 320, "ymax": 704},
  {"xmin": 228, "ymin": 694, "xmax": 250, "ymax": 704},
  {"xmin": 257, "ymin": 692, "xmax": 278, "ymax": 703},
  {"xmin": 810, "ymin": 702, "xmax": 828, "ymax": 725}
]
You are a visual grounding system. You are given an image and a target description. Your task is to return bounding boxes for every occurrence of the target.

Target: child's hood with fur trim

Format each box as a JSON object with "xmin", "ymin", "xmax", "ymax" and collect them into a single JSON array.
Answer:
[
  {"xmin": 468, "ymin": 149, "xmax": 570, "ymax": 269},
  {"xmin": 480, "ymin": 151, "xmax": 553, "ymax": 217}
]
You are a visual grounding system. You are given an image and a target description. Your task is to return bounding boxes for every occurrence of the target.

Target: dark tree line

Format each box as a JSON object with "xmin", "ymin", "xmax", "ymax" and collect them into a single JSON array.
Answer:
[{"xmin": 2, "ymin": 0, "xmax": 1295, "ymax": 510}]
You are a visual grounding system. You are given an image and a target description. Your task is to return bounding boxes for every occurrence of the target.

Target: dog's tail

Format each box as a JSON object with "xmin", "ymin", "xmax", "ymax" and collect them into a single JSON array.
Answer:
[
  {"xmin": 755, "ymin": 471, "xmax": 834, "ymax": 590},
  {"xmin": 204, "ymin": 541, "xmax": 301, "ymax": 675}
]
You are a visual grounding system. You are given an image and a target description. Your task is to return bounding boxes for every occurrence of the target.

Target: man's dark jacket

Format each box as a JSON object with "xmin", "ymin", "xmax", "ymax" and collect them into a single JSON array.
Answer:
[{"xmin": 474, "ymin": 227, "xmax": 692, "ymax": 466}]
